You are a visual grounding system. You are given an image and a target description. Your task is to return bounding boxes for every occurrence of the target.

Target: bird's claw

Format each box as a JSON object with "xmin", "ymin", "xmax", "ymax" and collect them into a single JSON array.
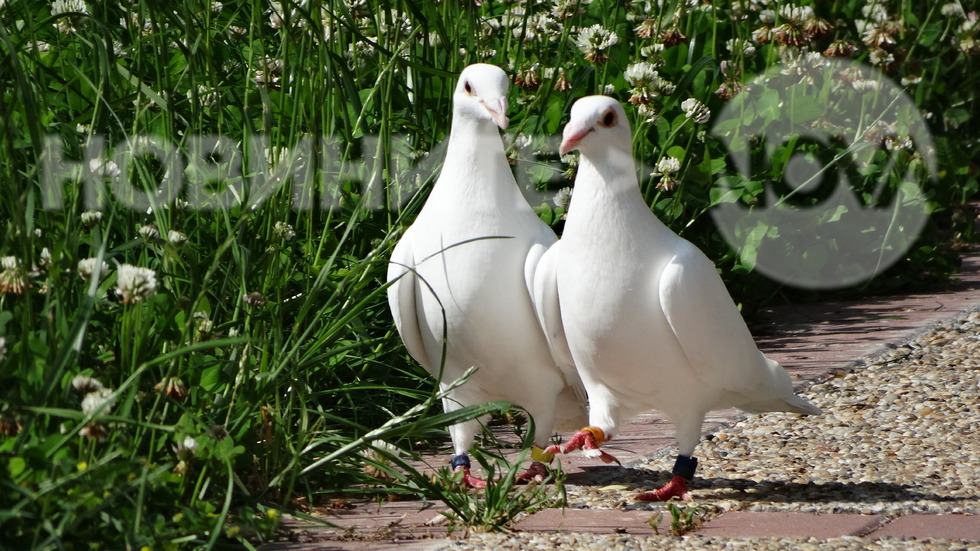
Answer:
[
  {"xmin": 581, "ymin": 448, "xmax": 621, "ymax": 465},
  {"xmin": 516, "ymin": 461, "xmax": 549, "ymax": 483},
  {"xmin": 454, "ymin": 466, "xmax": 488, "ymax": 489},
  {"xmin": 548, "ymin": 427, "xmax": 619, "ymax": 465},
  {"xmin": 635, "ymin": 475, "xmax": 690, "ymax": 502}
]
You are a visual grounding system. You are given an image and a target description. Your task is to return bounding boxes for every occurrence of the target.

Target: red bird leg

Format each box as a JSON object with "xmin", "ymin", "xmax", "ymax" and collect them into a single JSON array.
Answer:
[
  {"xmin": 516, "ymin": 461, "xmax": 549, "ymax": 482},
  {"xmin": 636, "ymin": 454, "xmax": 697, "ymax": 501},
  {"xmin": 450, "ymin": 454, "xmax": 487, "ymax": 489},
  {"xmin": 517, "ymin": 446, "xmax": 555, "ymax": 483},
  {"xmin": 545, "ymin": 426, "xmax": 621, "ymax": 465}
]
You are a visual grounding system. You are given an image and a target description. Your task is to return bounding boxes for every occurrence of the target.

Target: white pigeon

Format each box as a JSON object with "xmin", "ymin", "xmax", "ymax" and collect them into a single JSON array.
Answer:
[
  {"xmin": 540, "ymin": 95, "xmax": 821, "ymax": 501},
  {"xmin": 387, "ymin": 64, "xmax": 587, "ymax": 487}
]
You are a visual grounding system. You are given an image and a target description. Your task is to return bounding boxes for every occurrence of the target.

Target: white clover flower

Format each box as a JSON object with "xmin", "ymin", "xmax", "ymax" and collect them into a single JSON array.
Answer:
[
  {"xmin": 869, "ymin": 48, "xmax": 895, "ymax": 67},
  {"xmin": 639, "ymin": 43, "xmax": 666, "ymax": 62},
  {"xmin": 681, "ymin": 98, "xmax": 711, "ymax": 124},
  {"xmin": 72, "ymin": 374, "xmax": 104, "ymax": 394},
  {"xmin": 941, "ymin": 2, "xmax": 966, "ymax": 18},
  {"xmin": 189, "ymin": 85, "xmax": 221, "ymax": 107},
  {"xmin": 863, "ymin": 24, "xmax": 896, "ymax": 47},
  {"xmin": 959, "ymin": 13, "xmax": 978, "ymax": 34},
  {"xmin": 654, "ymin": 157, "xmax": 682, "ymax": 191},
  {"xmin": 78, "ymin": 258, "xmax": 109, "ymax": 280},
  {"xmin": 40, "ymin": 248, "xmax": 51, "ymax": 269},
  {"xmin": 624, "ymin": 62, "xmax": 660, "ymax": 87},
  {"xmin": 553, "ymin": 0, "xmax": 590, "ymax": 19},
  {"xmin": 507, "ymin": 133, "xmax": 534, "ymax": 151},
  {"xmin": 637, "ymin": 104, "xmax": 659, "ymax": 124},
  {"xmin": 726, "ymin": 38, "xmax": 756, "ymax": 57},
  {"xmin": 553, "ymin": 187, "xmax": 573, "ymax": 210},
  {"xmin": 657, "ymin": 156, "xmax": 682, "ymax": 175},
  {"xmin": 81, "ymin": 387, "xmax": 114, "ymax": 416},
  {"xmin": 268, "ymin": 1, "xmax": 285, "ymax": 29},
  {"xmin": 116, "ymin": 264, "xmax": 158, "ymax": 304},
  {"xmin": 88, "ymin": 156, "xmax": 120, "ymax": 178},
  {"xmin": 0, "ymin": 256, "xmax": 28, "ymax": 295},
  {"xmin": 167, "ymin": 230, "xmax": 188, "ymax": 247},
  {"xmin": 885, "ymin": 136, "xmax": 913, "ymax": 151},
  {"xmin": 602, "ymin": 84, "xmax": 617, "ymax": 95},
  {"xmin": 194, "ymin": 312, "xmax": 213, "ymax": 336},
  {"xmin": 852, "ymin": 79, "xmax": 880, "ymax": 92},
  {"xmin": 51, "ymin": 0, "xmax": 87, "ymax": 17},
  {"xmin": 576, "ymin": 24, "xmax": 619, "ymax": 64},
  {"xmin": 273, "ymin": 221, "xmax": 296, "ymax": 241},
  {"xmin": 625, "ymin": 63, "xmax": 672, "ymax": 105},
  {"xmin": 778, "ymin": 4, "xmax": 813, "ymax": 25},
  {"xmin": 173, "ymin": 436, "xmax": 199, "ymax": 460},
  {"xmin": 80, "ymin": 210, "xmax": 102, "ymax": 228},
  {"xmin": 901, "ymin": 74, "xmax": 923, "ymax": 86},
  {"xmin": 138, "ymin": 224, "xmax": 160, "ymax": 241},
  {"xmin": 0, "ymin": 337, "xmax": 6, "ymax": 363},
  {"xmin": 861, "ymin": 3, "xmax": 888, "ymax": 22}
]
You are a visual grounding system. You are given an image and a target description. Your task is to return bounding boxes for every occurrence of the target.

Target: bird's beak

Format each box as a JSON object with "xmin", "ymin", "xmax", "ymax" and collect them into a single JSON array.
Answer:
[
  {"xmin": 483, "ymin": 98, "xmax": 509, "ymax": 130},
  {"xmin": 559, "ymin": 121, "xmax": 592, "ymax": 155}
]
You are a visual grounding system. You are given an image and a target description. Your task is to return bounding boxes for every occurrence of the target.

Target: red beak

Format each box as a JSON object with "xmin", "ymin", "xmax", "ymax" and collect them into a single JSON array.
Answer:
[{"xmin": 559, "ymin": 123, "xmax": 592, "ymax": 155}]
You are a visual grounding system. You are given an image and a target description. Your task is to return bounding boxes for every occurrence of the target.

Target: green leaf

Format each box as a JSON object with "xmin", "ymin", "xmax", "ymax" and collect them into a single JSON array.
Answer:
[
  {"xmin": 826, "ymin": 204, "xmax": 848, "ymax": 223},
  {"xmin": 666, "ymin": 145, "xmax": 687, "ymax": 163},
  {"xmin": 200, "ymin": 364, "xmax": 223, "ymax": 392},
  {"xmin": 738, "ymin": 221, "xmax": 770, "ymax": 271}
]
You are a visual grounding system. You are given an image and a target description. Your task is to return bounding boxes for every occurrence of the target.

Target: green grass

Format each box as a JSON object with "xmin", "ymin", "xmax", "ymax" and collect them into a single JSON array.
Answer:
[{"xmin": 0, "ymin": 0, "xmax": 977, "ymax": 548}]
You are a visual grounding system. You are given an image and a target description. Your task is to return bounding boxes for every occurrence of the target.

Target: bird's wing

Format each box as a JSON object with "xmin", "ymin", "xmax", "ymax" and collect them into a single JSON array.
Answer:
[
  {"xmin": 387, "ymin": 236, "xmax": 431, "ymax": 370},
  {"xmin": 528, "ymin": 239, "xmax": 584, "ymax": 401},
  {"xmin": 656, "ymin": 241, "xmax": 767, "ymax": 394}
]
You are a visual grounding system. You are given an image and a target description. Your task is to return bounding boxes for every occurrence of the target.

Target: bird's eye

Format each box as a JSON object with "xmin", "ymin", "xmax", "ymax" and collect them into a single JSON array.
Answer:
[
  {"xmin": 599, "ymin": 109, "xmax": 617, "ymax": 128},
  {"xmin": 464, "ymin": 81, "xmax": 473, "ymax": 94}
]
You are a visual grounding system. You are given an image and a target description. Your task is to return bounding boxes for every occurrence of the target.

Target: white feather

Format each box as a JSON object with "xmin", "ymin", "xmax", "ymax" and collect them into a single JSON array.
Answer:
[
  {"xmin": 553, "ymin": 95, "xmax": 820, "ymax": 458},
  {"xmin": 386, "ymin": 64, "xmax": 587, "ymax": 457}
]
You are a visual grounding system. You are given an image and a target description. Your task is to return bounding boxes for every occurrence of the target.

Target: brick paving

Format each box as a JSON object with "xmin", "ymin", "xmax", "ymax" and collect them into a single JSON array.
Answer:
[
  {"xmin": 693, "ymin": 511, "xmax": 883, "ymax": 538},
  {"xmin": 261, "ymin": 253, "xmax": 980, "ymax": 549}
]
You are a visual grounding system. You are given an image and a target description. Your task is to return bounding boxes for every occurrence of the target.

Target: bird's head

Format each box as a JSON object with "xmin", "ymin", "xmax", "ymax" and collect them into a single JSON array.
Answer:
[
  {"xmin": 559, "ymin": 95, "xmax": 631, "ymax": 156},
  {"xmin": 453, "ymin": 64, "xmax": 510, "ymax": 130}
]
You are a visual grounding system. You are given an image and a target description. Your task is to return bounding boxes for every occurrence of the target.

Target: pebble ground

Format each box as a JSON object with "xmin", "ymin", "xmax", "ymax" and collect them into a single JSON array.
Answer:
[{"xmin": 262, "ymin": 254, "xmax": 980, "ymax": 551}]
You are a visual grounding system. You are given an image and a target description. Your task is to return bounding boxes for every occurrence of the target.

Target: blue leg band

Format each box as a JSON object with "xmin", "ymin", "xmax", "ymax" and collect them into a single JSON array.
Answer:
[
  {"xmin": 672, "ymin": 454, "xmax": 698, "ymax": 480},
  {"xmin": 450, "ymin": 454, "xmax": 471, "ymax": 470}
]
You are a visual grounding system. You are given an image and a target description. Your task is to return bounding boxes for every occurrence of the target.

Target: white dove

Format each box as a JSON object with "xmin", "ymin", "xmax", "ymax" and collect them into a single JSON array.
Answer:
[
  {"xmin": 387, "ymin": 64, "xmax": 587, "ymax": 487},
  {"xmin": 541, "ymin": 95, "xmax": 821, "ymax": 501}
]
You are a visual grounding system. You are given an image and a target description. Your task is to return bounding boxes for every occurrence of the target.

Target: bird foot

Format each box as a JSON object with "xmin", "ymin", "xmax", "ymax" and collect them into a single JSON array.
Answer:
[
  {"xmin": 582, "ymin": 448, "xmax": 622, "ymax": 465},
  {"xmin": 546, "ymin": 427, "xmax": 620, "ymax": 465},
  {"xmin": 635, "ymin": 475, "xmax": 690, "ymax": 502},
  {"xmin": 453, "ymin": 466, "xmax": 488, "ymax": 489},
  {"xmin": 516, "ymin": 461, "xmax": 549, "ymax": 483}
]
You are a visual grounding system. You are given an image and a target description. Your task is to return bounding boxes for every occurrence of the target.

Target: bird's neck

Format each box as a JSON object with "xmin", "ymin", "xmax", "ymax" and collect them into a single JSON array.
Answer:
[
  {"xmin": 444, "ymin": 116, "xmax": 507, "ymax": 171},
  {"xmin": 565, "ymin": 148, "xmax": 673, "ymax": 250},
  {"xmin": 433, "ymin": 115, "xmax": 516, "ymax": 203},
  {"xmin": 573, "ymin": 148, "xmax": 646, "ymax": 206}
]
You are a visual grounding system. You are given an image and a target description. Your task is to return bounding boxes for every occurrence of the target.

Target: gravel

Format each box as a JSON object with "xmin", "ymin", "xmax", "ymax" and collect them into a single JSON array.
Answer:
[
  {"xmin": 439, "ymin": 309, "xmax": 980, "ymax": 550},
  {"xmin": 444, "ymin": 534, "xmax": 980, "ymax": 551}
]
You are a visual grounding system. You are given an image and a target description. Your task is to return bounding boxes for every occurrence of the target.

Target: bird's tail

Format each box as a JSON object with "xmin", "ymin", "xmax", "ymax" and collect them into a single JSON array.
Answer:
[
  {"xmin": 738, "ymin": 357, "xmax": 823, "ymax": 415},
  {"xmin": 739, "ymin": 393, "xmax": 822, "ymax": 415}
]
